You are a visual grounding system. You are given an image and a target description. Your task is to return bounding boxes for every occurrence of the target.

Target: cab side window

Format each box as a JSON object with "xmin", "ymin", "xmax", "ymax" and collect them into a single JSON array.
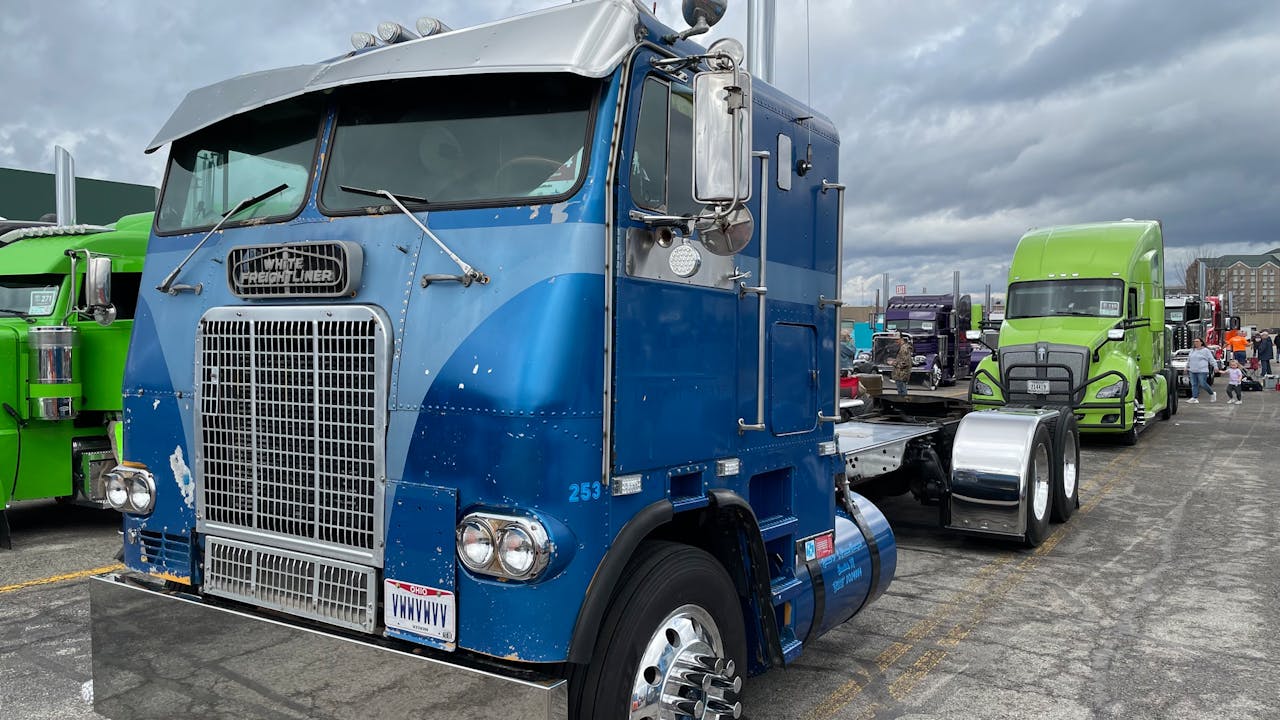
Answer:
[{"xmin": 629, "ymin": 77, "xmax": 697, "ymax": 216}]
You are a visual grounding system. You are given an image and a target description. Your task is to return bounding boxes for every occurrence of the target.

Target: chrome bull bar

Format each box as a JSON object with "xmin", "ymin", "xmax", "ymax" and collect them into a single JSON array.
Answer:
[{"xmin": 90, "ymin": 573, "xmax": 568, "ymax": 720}]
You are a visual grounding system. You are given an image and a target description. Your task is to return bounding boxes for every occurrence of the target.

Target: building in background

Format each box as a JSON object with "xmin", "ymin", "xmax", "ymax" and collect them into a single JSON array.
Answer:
[
  {"xmin": 0, "ymin": 166, "xmax": 156, "ymax": 225},
  {"xmin": 1185, "ymin": 250, "xmax": 1280, "ymax": 312}
]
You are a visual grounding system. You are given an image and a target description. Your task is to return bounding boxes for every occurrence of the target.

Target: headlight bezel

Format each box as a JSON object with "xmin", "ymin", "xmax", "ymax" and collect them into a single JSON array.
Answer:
[
  {"xmin": 104, "ymin": 466, "xmax": 156, "ymax": 514},
  {"xmin": 1095, "ymin": 379, "xmax": 1128, "ymax": 399},
  {"xmin": 973, "ymin": 380, "xmax": 995, "ymax": 396},
  {"xmin": 456, "ymin": 512, "xmax": 551, "ymax": 581}
]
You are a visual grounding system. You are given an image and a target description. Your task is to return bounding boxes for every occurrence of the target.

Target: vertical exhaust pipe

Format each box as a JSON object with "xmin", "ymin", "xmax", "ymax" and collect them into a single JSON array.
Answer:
[
  {"xmin": 953, "ymin": 270, "xmax": 961, "ymax": 372},
  {"xmin": 54, "ymin": 145, "xmax": 76, "ymax": 226},
  {"xmin": 746, "ymin": 0, "xmax": 776, "ymax": 83}
]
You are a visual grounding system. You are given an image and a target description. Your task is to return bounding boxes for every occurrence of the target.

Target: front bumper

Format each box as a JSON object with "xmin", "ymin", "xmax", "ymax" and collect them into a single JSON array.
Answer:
[{"xmin": 90, "ymin": 572, "xmax": 568, "ymax": 720}]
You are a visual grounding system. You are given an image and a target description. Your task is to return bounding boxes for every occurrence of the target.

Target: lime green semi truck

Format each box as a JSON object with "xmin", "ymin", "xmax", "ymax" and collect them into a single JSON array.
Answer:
[
  {"xmin": 969, "ymin": 221, "xmax": 1173, "ymax": 444},
  {"xmin": 0, "ymin": 213, "xmax": 150, "ymax": 545}
]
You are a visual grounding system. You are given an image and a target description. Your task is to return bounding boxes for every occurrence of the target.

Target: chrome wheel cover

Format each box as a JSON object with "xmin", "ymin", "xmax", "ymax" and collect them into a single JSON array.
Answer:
[
  {"xmin": 628, "ymin": 604, "xmax": 742, "ymax": 720},
  {"xmin": 1031, "ymin": 443, "xmax": 1050, "ymax": 520},
  {"xmin": 1062, "ymin": 430, "xmax": 1078, "ymax": 498}
]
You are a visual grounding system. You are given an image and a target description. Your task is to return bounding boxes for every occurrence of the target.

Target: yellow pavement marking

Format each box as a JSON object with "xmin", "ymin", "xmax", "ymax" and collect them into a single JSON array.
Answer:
[
  {"xmin": 807, "ymin": 445, "xmax": 1140, "ymax": 720},
  {"xmin": 0, "ymin": 564, "xmax": 123, "ymax": 595}
]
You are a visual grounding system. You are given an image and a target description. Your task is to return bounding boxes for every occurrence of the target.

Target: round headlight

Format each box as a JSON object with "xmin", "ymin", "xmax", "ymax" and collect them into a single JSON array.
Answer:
[
  {"xmin": 128, "ymin": 474, "xmax": 154, "ymax": 513},
  {"xmin": 105, "ymin": 474, "xmax": 128, "ymax": 509},
  {"xmin": 458, "ymin": 520, "xmax": 495, "ymax": 570},
  {"xmin": 497, "ymin": 526, "xmax": 536, "ymax": 577}
]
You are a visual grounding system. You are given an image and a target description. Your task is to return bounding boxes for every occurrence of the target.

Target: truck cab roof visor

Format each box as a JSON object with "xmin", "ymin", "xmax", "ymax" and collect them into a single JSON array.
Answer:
[{"xmin": 145, "ymin": 0, "xmax": 641, "ymax": 153}]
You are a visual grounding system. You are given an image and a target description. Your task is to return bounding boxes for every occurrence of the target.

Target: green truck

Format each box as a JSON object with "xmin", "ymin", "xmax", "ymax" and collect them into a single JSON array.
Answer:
[
  {"xmin": 0, "ymin": 212, "xmax": 150, "ymax": 545},
  {"xmin": 970, "ymin": 221, "xmax": 1173, "ymax": 444}
]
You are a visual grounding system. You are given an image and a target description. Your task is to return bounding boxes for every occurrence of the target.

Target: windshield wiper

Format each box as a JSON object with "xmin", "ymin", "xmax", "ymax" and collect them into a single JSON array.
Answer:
[
  {"xmin": 0, "ymin": 308, "xmax": 33, "ymax": 322},
  {"xmin": 340, "ymin": 185, "xmax": 488, "ymax": 287},
  {"xmin": 156, "ymin": 182, "xmax": 289, "ymax": 295},
  {"xmin": 1052, "ymin": 310, "xmax": 1096, "ymax": 317}
]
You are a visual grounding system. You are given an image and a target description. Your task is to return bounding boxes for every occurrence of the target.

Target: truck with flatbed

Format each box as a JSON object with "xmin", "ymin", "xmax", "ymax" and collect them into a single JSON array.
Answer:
[
  {"xmin": 0, "ymin": 213, "xmax": 149, "ymax": 547},
  {"xmin": 87, "ymin": 3, "xmax": 1068, "ymax": 719},
  {"xmin": 970, "ymin": 221, "xmax": 1174, "ymax": 444},
  {"xmin": 872, "ymin": 291, "xmax": 972, "ymax": 390}
]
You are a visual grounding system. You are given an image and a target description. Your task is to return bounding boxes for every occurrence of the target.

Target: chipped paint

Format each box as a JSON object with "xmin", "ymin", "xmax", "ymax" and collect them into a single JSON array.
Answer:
[
  {"xmin": 148, "ymin": 570, "xmax": 192, "ymax": 585},
  {"xmin": 170, "ymin": 446, "xmax": 195, "ymax": 508},
  {"xmin": 152, "ymin": 398, "xmax": 160, "ymax": 410},
  {"xmin": 472, "ymin": 364, "xmax": 479, "ymax": 375},
  {"xmin": 550, "ymin": 201, "xmax": 569, "ymax": 223},
  {"xmin": 529, "ymin": 206, "xmax": 540, "ymax": 220},
  {"xmin": 457, "ymin": 383, "xmax": 465, "ymax": 390}
]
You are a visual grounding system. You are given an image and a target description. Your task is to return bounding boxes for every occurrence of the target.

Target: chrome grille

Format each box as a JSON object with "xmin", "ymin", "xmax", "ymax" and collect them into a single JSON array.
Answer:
[
  {"xmin": 196, "ymin": 306, "xmax": 388, "ymax": 566},
  {"xmin": 1000, "ymin": 343, "xmax": 1090, "ymax": 406},
  {"xmin": 205, "ymin": 537, "xmax": 378, "ymax": 632}
]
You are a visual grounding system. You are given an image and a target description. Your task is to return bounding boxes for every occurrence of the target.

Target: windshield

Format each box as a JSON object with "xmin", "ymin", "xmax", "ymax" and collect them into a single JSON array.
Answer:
[
  {"xmin": 321, "ymin": 74, "xmax": 596, "ymax": 212},
  {"xmin": 156, "ymin": 96, "xmax": 322, "ymax": 234},
  {"xmin": 1166, "ymin": 304, "xmax": 1198, "ymax": 324},
  {"xmin": 0, "ymin": 275, "xmax": 61, "ymax": 317},
  {"xmin": 885, "ymin": 319, "xmax": 936, "ymax": 332},
  {"xmin": 1006, "ymin": 279, "xmax": 1125, "ymax": 319}
]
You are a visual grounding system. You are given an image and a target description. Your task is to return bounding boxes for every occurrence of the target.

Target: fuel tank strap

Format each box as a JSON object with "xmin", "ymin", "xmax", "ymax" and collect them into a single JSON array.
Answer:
[
  {"xmin": 839, "ymin": 474, "xmax": 880, "ymax": 615},
  {"xmin": 802, "ymin": 556, "xmax": 826, "ymax": 644}
]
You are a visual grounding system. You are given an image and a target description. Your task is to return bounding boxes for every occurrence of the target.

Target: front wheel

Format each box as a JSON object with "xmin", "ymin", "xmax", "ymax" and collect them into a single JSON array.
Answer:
[
  {"xmin": 926, "ymin": 364, "xmax": 942, "ymax": 391},
  {"xmin": 569, "ymin": 542, "xmax": 748, "ymax": 720}
]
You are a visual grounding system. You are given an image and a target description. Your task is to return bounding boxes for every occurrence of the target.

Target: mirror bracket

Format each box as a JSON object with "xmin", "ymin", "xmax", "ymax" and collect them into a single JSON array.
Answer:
[
  {"xmin": 818, "ymin": 295, "xmax": 844, "ymax": 309},
  {"xmin": 628, "ymin": 209, "xmax": 693, "ymax": 232}
]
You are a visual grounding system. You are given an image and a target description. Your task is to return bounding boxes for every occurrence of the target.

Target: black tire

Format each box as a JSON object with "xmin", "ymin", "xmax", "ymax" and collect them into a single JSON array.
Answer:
[
  {"xmin": 1050, "ymin": 415, "xmax": 1080, "ymax": 523},
  {"xmin": 1023, "ymin": 425, "xmax": 1053, "ymax": 548},
  {"xmin": 569, "ymin": 542, "xmax": 748, "ymax": 720},
  {"xmin": 1118, "ymin": 423, "xmax": 1139, "ymax": 446},
  {"xmin": 1164, "ymin": 370, "xmax": 1178, "ymax": 418}
]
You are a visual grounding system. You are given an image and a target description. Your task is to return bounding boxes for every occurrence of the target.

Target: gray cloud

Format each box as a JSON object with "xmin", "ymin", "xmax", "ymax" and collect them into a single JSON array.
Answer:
[{"xmin": 2, "ymin": 0, "xmax": 1276, "ymax": 299}]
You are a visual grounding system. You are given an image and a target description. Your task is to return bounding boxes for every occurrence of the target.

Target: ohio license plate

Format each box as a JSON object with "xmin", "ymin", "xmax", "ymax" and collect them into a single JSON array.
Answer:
[
  {"xmin": 384, "ymin": 579, "xmax": 455, "ymax": 643},
  {"xmin": 1027, "ymin": 379, "xmax": 1051, "ymax": 394}
]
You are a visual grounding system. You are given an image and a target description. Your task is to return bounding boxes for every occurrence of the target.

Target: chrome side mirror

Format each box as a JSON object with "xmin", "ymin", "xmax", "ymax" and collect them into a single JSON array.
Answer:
[
  {"xmin": 965, "ymin": 330, "xmax": 981, "ymax": 341},
  {"xmin": 85, "ymin": 256, "xmax": 116, "ymax": 327},
  {"xmin": 693, "ymin": 68, "xmax": 752, "ymax": 207},
  {"xmin": 1106, "ymin": 328, "xmax": 1125, "ymax": 341},
  {"xmin": 695, "ymin": 205, "xmax": 754, "ymax": 256}
]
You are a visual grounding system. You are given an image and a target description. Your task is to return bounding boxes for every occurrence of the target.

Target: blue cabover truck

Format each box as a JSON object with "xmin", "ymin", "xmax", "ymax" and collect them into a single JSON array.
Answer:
[{"xmin": 90, "ymin": 2, "xmax": 1062, "ymax": 719}]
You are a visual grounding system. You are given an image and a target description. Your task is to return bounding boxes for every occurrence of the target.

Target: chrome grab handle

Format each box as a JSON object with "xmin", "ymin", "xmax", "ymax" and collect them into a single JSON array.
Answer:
[
  {"xmin": 818, "ymin": 179, "xmax": 846, "ymax": 424},
  {"xmin": 738, "ymin": 151, "xmax": 770, "ymax": 434}
]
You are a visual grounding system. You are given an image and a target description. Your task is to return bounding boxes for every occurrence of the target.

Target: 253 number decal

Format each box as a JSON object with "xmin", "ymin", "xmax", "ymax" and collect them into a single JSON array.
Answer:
[{"xmin": 568, "ymin": 481, "xmax": 602, "ymax": 502}]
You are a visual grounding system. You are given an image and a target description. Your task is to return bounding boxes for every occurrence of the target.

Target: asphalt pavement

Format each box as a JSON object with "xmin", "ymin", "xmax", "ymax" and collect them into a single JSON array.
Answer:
[{"xmin": 2, "ymin": 386, "xmax": 1278, "ymax": 719}]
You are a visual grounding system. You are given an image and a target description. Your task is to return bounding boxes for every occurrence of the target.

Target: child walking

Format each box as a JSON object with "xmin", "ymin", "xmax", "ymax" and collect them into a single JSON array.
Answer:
[{"xmin": 1226, "ymin": 359, "xmax": 1245, "ymax": 404}]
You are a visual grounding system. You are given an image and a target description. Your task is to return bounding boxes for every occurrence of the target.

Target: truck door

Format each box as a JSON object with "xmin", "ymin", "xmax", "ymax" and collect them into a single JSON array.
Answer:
[{"xmin": 611, "ymin": 60, "xmax": 741, "ymax": 474}]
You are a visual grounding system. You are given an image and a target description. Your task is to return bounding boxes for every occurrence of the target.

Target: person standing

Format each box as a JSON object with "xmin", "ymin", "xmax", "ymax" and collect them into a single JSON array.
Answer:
[
  {"xmin": 1225, "ymin": 359, "xmax": 1245, "ymax": 404},
  {"xmin": 840, "ymin": 329, "xmax": 857, "ymax": 370},
  {"xmin": 891, "ymin": 336, "xmax": 914, "ymax": 396},
  {"xmin": 1253, "ymin": 330, "xmax": 1273, "ymax": 376},
  {"xmin": 1226, "ymin": 332, "xmax": 1249, "ymax": 367},
  {"xmin": 1185, "ymin": 337, "xmax": 1217, "ymax": 403}
]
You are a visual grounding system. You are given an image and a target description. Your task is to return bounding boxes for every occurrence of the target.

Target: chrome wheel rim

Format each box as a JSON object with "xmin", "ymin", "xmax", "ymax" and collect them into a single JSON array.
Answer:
[
  {"xmin": 1062, "ymin": 430, "xmax": 1078, "ymax": 499},
  {"xmin": 628, "ymin": 604, "xmax": 742, "ymax": 720},
  {"xmin": 1032, "ymin": 443, "xmax": 1050, "ymax": 520}
]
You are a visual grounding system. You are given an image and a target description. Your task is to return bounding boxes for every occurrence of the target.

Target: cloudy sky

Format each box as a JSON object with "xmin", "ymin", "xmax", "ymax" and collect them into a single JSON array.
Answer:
[{"xmin": 2, "ymin": 0, "xmax": 1277, "ymax": 300}]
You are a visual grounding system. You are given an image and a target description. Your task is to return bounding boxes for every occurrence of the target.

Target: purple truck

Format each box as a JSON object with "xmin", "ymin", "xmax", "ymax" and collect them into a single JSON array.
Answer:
[{"xmin": 872, "ymin": 294, "xmax": 973, "ymax": 390}]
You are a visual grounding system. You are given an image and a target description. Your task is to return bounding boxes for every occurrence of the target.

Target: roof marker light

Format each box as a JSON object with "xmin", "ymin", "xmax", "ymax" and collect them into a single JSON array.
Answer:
[
  {"xmin": 350, "ymin": 32, "xmax": 378, "ymax": 50},
  {"xmin": 415, "ymin": 17, "xmax": 453, "ymax": 37},
  {"xmin": 377, "ymin": 22, "xmax": 418, "ymax": 44}
]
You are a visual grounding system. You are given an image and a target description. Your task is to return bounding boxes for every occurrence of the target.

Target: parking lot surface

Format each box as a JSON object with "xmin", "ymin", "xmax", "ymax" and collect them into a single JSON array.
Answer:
[{"xmin": 2, "ymin": 387, "xmax": 1278, "ymax": 719}]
